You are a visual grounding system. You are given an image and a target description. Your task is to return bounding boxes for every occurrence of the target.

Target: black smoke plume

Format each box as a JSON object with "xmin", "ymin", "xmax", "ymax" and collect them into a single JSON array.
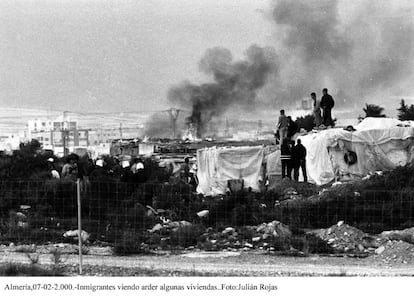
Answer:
[
  {"xmin": 268, "ymin": 0, "xmax": 414, "ymax": 106},
  {"xmin": 168, "ymin": 45, "xmax": 277, "ymax": 137},
  {"xmin": 149, "ymin": 0, "xmax": 414, "ymax": 138}
]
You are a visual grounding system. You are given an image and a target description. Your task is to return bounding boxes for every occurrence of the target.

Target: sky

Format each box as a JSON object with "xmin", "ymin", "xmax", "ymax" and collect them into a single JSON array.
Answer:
[
  {"xmin": 0, "ymin": 0, "xmax": 413, "ymax": 116},
  {"xmin": 0, "ymin": 0, "xmax": 271, "ymax": 112}
]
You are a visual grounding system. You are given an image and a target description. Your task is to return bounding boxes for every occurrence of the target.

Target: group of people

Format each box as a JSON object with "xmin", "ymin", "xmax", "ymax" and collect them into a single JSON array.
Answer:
[
  {"xmin": 276, "ymin": 110, "xmax": 308, "ymax": 182},
  {"xmin": 312, "ymin": 88, "xmax": 335, "ymax": 128},
  {"xmin": 280, "ymin": 138, "xmax": 307, "ymax": 182},
  {"xmin": 46, "ymin": 150, "xmax": 202, "ymax": 191},
  {"xmin": 48, "ymin": 153, "xmax": 149, "ymax": 185},
  {"xmin": 274, "ymin": 88, "xmax": 336, "ymax": 182}
]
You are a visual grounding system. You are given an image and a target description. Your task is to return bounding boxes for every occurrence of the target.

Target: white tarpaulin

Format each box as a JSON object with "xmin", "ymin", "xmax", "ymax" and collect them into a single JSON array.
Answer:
[
  {"xmin": 197, "ymin": 146, "xmax": 264, "ymax": 196},
  {"xmin": 298, "ymin": 118, "xmax": 414, "ymax": 185},
  {"xmin": 265, "ymin": 150, "xmax": 282, "ymax": 176}
]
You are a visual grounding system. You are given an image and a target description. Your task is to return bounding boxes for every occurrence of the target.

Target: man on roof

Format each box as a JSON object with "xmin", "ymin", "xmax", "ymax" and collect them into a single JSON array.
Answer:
[{"xmin": 320, "ymin": 88, "xmax": 335, "ymax": 127}]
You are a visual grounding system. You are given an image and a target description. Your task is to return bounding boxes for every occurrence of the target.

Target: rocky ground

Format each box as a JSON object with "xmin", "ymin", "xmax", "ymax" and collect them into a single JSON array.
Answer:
[
  {"xmin": 2, "ymin": 221, "xmax": 414, "ymax": 276},
  {"xmin": 1, "ymin": 249, "xmax": 414, "ymax": 276}
]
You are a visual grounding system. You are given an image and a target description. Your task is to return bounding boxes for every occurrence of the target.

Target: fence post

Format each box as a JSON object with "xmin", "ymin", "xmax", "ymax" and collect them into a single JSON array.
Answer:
[{"xmin": 77, "ymin": 178, "xmax": 83, "ymax": 275}]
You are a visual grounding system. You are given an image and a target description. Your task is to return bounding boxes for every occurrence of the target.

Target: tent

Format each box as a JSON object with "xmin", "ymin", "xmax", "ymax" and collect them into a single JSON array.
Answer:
[
  {"xmin": 297, "ymin": 118, "xmax": 414, "ymax": 185},
  {"xmin": 196, "ymin": 145, "xmax": 266, "ymax": 196},
  {"xmin": 195, "ymin": 118, "xmax": 414, "ymax": 193}
]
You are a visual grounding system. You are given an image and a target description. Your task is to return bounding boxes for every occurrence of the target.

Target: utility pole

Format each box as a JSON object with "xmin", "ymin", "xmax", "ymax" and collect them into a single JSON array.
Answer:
[{"xmin": 119, "ymin": 122, "xmax": 123, "ymax": 141}]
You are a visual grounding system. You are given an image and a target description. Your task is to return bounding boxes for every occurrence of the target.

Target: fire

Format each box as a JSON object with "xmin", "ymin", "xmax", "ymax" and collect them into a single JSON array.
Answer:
[{"xmin": 182, "ymin": 123, "xmax": 200, "ymax": 142}]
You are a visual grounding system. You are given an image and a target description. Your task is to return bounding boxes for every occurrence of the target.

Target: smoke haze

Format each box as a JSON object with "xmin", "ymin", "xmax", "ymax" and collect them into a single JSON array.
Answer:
[
  {"xmin": 268, "ymin": 0, "xmax": 414, "ymax": 105},
  {"xmin": 153, "ymin": 0, "xmax": 414, "ymax": 137},
  {"xmin": 167, "ymin": 45, "xmax": 277, "ymax": 137}
]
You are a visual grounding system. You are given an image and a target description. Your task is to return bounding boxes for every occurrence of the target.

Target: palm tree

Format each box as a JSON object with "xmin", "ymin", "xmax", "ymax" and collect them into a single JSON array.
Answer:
[
  {"xmin": 397, "ymin": 99, "xmax": 414, "ymax": 121},
  {"xmin": 363, "ymin": 104, "xmax": 386, "ymax": 118}
]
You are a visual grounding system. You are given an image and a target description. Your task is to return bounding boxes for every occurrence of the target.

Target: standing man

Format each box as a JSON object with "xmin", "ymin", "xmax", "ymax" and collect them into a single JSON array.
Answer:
[
  {"xmin": 292, "ymin": 139, "xmax": 307, "ymax": 182},
  {"xmin": 181, "ymin": 157, "xmax": 191, "ymax": 183},
  {"xmin": 277, "ymin": 109, "xmax": 289, "ymax": 142},
  {"xmin": 320, "ymin": 88, "xmax": 335, "ymax": 127},
  {"xmin": 280, "ymin": 138, "xmax": 292, "ymax": 179},
  {"xmin": 311, "ymin": 92, "xmax": 322, "ymax": 128}
]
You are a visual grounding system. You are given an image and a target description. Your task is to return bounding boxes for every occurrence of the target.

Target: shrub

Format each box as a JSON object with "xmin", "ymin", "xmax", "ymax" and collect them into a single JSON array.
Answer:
[
  {"xmin": 0, "ymin": 263, "xmax": 64, "ymax": 276},
  {"xmin": 169, "ymin": 224, "xmax": 205, "ymax": 248},
  {"xmin": 113, "ymin": 229, "xmax": 148, "ymax": 255},
  {"xmin": 1, "ymin": 227, "xmax": 64, "ymax": 245}
]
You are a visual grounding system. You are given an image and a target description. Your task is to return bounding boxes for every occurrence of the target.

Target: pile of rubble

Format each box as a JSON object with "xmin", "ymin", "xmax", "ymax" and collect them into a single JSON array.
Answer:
[
  {"xmin": 308, "ymin": 221, "xmax": 414, "ymax": 264},
  {"xmin": 281, "ymin": 188, "xmax": 303, "ymax": 201},
  {"xmin": 197, "ymin": 220, "xmax": 293, "ymax": 251},
  {"xmin": 149, "ymin": 220, "xmax": 192, "ymax": 233},
  {"xmin": 146, "ymin": 219, "xmax": 294, "ymax": 251},
  {"xmin": 374, "ymin": 240, "xmax": 414, "ymax": 264},
  {"xmin": 308, "ymin": 221, "xmax": 384, "ymax": 253},
  {"xmin": 277, "ymin": 188, "xmax": 304, "ymax": 206},
  {"xmin": 380, "ymin": 227, "xmax": 414, "ymax": 244},
  {"xmin": 197, "ymin": 226, "xmax": 244, "ymax": 251}
]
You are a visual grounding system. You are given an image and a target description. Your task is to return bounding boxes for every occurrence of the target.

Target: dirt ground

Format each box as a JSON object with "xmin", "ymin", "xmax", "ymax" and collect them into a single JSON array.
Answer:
[{"xmin": 1, "ymin": 250, "xmax": 414, "ymax": 276}]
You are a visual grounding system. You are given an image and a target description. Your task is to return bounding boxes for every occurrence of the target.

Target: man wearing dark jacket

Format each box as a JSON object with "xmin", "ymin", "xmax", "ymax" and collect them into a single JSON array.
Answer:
[
  {"xmin": 280, "ymin": 138, "xmax": 292, "ymax": 179},
  {"xmin": 292, "ymin": 139, "xmax": 307, "ymax": 182},
  {"xmin": 320, "ymin": 88, "xmax": 335, "ymax": 127}
]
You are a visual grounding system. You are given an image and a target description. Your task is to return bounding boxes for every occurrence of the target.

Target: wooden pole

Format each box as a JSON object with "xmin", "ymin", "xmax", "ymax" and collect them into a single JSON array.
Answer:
[{"xmin": 77, "ymin": 178, "xmax": 83, "ymax": 275}]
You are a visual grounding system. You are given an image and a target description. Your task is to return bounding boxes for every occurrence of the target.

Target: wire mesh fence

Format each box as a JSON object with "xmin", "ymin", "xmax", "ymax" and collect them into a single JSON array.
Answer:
[
  {"xmin": 1, "ymin": 179, "xmax": 414, "ymax": 253},
  {"xmin": 274, "ymin": 189, "xmax": 414, "ymax": 233}
]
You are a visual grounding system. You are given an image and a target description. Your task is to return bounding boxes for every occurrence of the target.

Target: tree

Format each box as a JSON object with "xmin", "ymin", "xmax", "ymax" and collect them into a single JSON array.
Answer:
[
  {"xmin": 397, "ymin": 99, "xmax": 414, "ymax": 121},
  {"xmin": 0, "ymin": 140, "xmax": 50, "ymax": 179},
  {"xmin": 363, "ymin": 104, "xmax": 386, "ymax": 118}
]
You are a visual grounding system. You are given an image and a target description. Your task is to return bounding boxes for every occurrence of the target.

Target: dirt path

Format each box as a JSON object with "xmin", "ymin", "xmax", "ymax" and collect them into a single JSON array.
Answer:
[{"xmin": 2, "ymin": 251, "xmax": 414, "ymax": 276}]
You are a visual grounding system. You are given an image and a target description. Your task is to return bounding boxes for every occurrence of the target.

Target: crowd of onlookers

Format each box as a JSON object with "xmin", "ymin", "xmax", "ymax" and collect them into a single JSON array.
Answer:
[
  {"xmin": 275, "ymin": 88, "xmax": 335, "ymax": 182},
  {"xmin": 46, "ymin": 152, "xmax": 198, "ymax": 190},
  {"xmin": 48, "ymin": 154, "xmax": 156, "ymax": 183}
]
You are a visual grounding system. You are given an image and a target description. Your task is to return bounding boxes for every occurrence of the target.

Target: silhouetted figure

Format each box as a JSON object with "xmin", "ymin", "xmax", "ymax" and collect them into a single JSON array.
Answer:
[
  {"xmin": 110, "ymin": 157, "xmax": 123, "ymax": 179},
  {"xmin": 292, "ymin": 139, "xmax": 307, "ymax": 182},
  {"xmin": 320, "ymin": 88, "xmax": 335, "ymax": 127},
  {"xmin": 280, "ymin": 138, "xmax": 292, "ymax": 179},
  {"xmin": 89, "ymin": 158, "xmax": 107, "ymax": 181},
  {"xmin": 130, "ymin": 157, "xmax": 145, "ymax": 183},
  {"xmin": 61, "ymin": 154, "xmax": 78, "ymax": 181},
  {"xmin": 120, "ymin": 160, "xmax": 132, "ymax": 183},
  {"xmin": 311, "ymin": 92, "xmax": 322, "ymax": 128},
  {"xmin": 181, "ymin": 157, "xmax": 191, "ymax": 183}
]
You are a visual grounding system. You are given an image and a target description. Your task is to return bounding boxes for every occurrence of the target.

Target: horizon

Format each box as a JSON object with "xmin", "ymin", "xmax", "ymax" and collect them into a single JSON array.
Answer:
[
  {"xmin": 1, "ymin": 0, "xmax": 413, "ymax": 132},
  {"xmin": 1, "ymin": 95, "xmax": 414, "ymax": 137}
]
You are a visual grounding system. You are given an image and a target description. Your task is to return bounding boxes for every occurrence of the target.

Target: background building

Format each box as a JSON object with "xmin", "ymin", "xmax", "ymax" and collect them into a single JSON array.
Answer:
[{"xmin": 27, "ymin": 112, "xmax": 89, "ymax": 156}]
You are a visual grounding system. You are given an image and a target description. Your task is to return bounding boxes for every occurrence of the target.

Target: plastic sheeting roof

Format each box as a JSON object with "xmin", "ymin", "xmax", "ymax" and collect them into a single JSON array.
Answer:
[
  {"xmin": 196, "ymin": 145, "xmax": 265, "ymax": 196},
  {"xmin": 298, "ymin": 118, "xmax": 414, "ymax": 185}
]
